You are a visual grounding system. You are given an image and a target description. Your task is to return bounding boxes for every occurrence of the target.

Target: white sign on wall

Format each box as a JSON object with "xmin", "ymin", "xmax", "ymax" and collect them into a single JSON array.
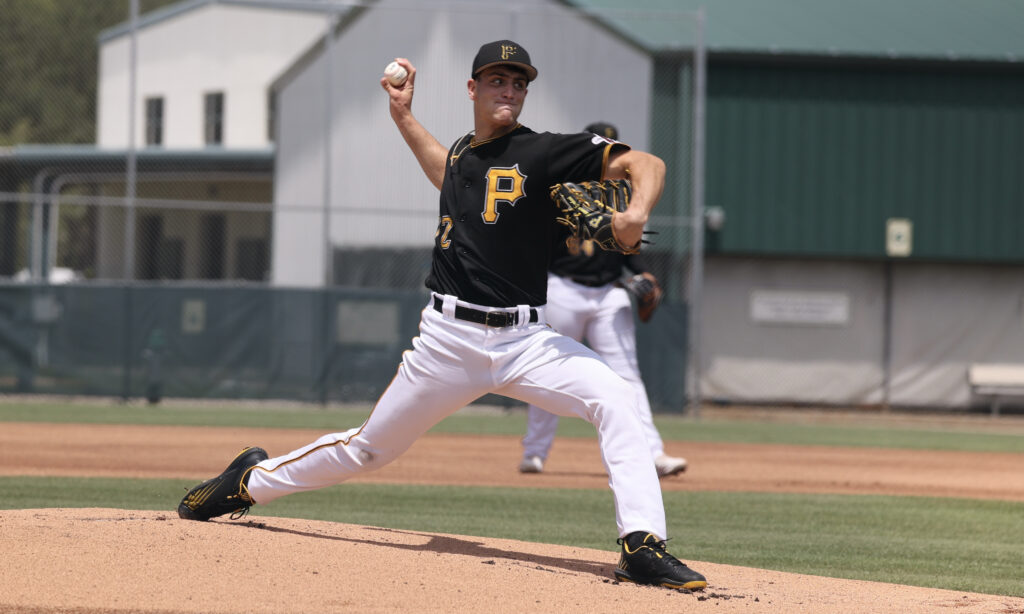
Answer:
[
  {"xmin": 337, "ymin": 301, "xmax": 399, "ymax": 345},
  {"xmin": 181, "ymin": 299, "xmax": 206, "ymax": 334},
  {"xmin": 886, "ymin": 218, "xmax": 913, "ymax": 257},
  {"xmin": 750, "ymin": 290, "xmax": 850, "ymax": 326}
]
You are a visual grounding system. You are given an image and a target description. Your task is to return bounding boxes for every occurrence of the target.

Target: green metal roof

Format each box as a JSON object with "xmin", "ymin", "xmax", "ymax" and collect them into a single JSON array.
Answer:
[
  {"xmin": 102, "ymin": 0, "xmax": 1024, "ymax": 63},
  {"xmin": 566, "ymin": 0, "xmax": 1024, "ymax": 62}
]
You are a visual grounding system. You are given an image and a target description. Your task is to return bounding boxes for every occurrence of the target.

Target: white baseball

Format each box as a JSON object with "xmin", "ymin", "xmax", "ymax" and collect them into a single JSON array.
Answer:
[{"xmin": 384, "ymin": 61, "xmax": 408, "ymax": 87}]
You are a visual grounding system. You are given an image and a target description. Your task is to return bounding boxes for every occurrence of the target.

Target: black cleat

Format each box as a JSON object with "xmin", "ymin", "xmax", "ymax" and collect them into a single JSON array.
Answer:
[
  {"xmin": 177, "ymin": 446, "xmax": 268, "ymax": 521},
  {"xmin": 614, "ymin": 531, "xmax": 707, "ymax": 590}
]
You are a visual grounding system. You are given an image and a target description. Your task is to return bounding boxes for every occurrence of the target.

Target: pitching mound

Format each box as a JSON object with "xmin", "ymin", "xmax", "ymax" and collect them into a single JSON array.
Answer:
[{"xmin": 2, "ymin": 508, "xmax": 1022, "ymax": 614}]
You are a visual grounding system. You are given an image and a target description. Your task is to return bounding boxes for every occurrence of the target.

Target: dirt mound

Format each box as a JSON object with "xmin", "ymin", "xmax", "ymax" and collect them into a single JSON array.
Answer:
[{"xmin": 2, "ymin": 508, "xmax": 1022, "ymax": 614}]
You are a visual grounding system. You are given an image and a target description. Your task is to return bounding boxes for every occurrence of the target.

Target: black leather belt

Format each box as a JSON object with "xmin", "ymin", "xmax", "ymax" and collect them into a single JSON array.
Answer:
[
  {"xmin": 568, "ymin": 276, "xmax": 610, "ymax": 288},
  {"xmin": 433, "ymin": 296, "xmax": 538, "ymax": 327}
]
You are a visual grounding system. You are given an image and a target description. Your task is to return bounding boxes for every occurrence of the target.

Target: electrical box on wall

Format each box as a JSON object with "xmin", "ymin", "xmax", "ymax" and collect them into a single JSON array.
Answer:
[{"xmin": 886, "ymin": 218, "xmax": 912, "ymax": 257}]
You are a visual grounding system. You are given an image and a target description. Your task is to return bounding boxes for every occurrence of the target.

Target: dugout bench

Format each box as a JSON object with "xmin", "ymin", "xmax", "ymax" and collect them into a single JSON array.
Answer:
[{"xmin": 967, "ymin": 363, "xmax": 1024, "ymax": 416}]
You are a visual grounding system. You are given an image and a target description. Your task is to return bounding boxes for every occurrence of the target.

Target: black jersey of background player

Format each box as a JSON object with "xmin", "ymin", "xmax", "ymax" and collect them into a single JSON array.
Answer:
[
  {"xmin": 549, "ymin": 236, "xmax": 651, "ymax": 288},
  {"xmin": 425, "ymin": 124, "xmax": 628, "ymax": 307}
]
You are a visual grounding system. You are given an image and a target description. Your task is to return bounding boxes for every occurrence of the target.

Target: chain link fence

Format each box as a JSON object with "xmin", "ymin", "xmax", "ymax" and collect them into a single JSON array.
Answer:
[{"xmin": 0, "ymin": 1, "xmax": 706, "ymax": 407}]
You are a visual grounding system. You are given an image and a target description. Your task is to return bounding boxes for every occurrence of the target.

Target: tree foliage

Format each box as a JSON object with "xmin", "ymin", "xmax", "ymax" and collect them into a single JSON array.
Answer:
[{"xmin": 0, "ymin": 0, "xmax": 177, "ymax": 146}]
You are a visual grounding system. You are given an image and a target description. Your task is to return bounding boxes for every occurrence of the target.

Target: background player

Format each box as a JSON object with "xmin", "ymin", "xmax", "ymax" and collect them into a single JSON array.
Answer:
[
  {"xmin": 518, "ymin": 123, "xmax": 687, "ymax": 478},
  {"xmin": 177, "ymin": 40, "xmax": 707, "ymax": 591}
]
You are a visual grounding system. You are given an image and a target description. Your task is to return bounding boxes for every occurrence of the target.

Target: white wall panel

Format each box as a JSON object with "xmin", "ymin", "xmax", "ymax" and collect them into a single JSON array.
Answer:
[
  {"xmin": 97, "ymin": 4, "xmax": 323, "ymax": 148},
  {"xmin": 272, "ymin": 0, "xmax": 655, "ymax": 286}
]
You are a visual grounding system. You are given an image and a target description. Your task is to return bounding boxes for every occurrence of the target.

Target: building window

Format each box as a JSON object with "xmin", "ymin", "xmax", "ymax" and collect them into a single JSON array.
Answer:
[
  {"xmin": 137, "ymin": 214, "xmax": 182, "ymax": 280},
  {"xmin": 199, "ymin": 213, "xmax": 226, "ymax": 279},
  {"xmin": 235, "ymin": 238, "xmax": 268, "ymax": 281},
  {"xmin": 204, "ymin": 92, "xmax": 224, "ymax": 145},
  {"xmin": 145, "ymin": 97, "xmax": 163, "ymax": 146}
]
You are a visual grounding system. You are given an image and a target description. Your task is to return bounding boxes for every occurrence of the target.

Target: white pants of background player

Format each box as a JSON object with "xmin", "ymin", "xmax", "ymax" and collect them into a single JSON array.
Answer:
[
  {"xmin": 246, "ymin": 293, "xmax": 667, "ymax": 539},
  {"xmin": 522, "ymin": 274, "xmax": 666, "ymax": 463}
]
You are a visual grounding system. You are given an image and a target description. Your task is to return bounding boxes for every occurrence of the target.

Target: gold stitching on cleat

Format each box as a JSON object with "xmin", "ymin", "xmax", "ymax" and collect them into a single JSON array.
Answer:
[{"xmin": 239, "ymin": 467, "xmax": 257, "ymax": 504}]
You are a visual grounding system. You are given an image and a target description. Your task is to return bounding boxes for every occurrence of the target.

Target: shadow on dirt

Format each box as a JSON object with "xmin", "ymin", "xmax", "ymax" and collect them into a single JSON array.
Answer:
[{"xmin": 235, "ymin": 520, "xmax": 614, "ymax": 580}]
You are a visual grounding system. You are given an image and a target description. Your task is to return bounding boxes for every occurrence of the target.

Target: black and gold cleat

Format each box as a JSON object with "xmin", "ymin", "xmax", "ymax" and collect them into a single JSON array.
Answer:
[
  {"xmin": 614, "ymin": 531, "xmax": 707, "ymax": 591},
  {"xmin": 177, "ymin": 446, "xmax": 268, "ymax": 521}
]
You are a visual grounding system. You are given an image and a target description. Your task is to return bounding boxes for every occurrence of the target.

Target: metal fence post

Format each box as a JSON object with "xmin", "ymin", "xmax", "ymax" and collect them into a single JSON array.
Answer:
[
  {"xmin": 124, "ymin": 0, "xmax": 139, "ymax": 281},
  {"xmin": 687, "ymin": 7, "xmax": 707, "ymax": 417}
]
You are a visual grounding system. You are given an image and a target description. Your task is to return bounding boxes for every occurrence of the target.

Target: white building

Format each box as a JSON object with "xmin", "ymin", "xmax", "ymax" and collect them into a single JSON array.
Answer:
[
  {"xmin": 269, "ymin": 0, "xmax": 658, "ymax": 286},
  {"xmin": 92, "ymin": 0, "xmax": 331, "ymax": 281},
  {"xmin": 93, "ymin": 0, "xmax": 682, "ymax": 286},
  {"xmin": 97, "ymin": 0, "xmax": 328, "ymax": 149}
]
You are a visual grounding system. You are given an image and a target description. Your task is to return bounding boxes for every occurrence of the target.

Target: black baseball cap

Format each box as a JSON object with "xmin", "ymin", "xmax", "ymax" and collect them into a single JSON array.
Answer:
[
  {"xmin": 585, "ymin": 122, "xmax": 619, "ymax": 140},
  {"xmin": 471, "ymin": 40, "xmax": 538, "ymax": 82}
]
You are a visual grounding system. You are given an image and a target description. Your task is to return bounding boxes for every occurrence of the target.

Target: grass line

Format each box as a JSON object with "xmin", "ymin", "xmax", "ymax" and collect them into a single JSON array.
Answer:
[{"xmin": 1, "ymin": 402, "xmax": 1023, "ymax": 452}]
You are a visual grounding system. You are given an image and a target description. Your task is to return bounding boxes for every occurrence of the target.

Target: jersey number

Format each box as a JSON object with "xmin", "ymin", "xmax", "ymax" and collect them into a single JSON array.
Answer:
[
  {"xmin": 481, "ymin": 165, "xmax": 526, "ymax": 224},
  {"xmin": 436, "ymin": 215, "xmax": 453, "ymax": 249},
  {"xmin": 437, "ymin": 166, "xmax": 527, "ymax": 250}
]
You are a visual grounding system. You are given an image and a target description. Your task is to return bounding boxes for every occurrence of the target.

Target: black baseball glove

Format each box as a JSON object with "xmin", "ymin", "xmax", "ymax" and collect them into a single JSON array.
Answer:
[
  {"xmin": 622, "ymin": 273, "xmax": 663, "ymax": 323},
  {"xmin": 550, "ymin": 179, "xmax": 641, "ymax": 255}
]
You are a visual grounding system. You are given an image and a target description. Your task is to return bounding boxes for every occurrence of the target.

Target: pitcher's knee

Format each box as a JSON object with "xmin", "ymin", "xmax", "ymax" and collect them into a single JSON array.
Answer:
[
  {"xmin": 348, "ymin": 444, "xmax": 401, "ymax": 471},
  {"xmin": 609, "ymin": 375, "xmax": 636, "ymax": 403},
  {"xmin": 591, "ymin": 377, "xmax": 638, "ymax": 419}
]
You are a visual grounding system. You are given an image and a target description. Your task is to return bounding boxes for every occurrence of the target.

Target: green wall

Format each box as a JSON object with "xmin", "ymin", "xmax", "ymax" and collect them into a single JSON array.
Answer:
[{"xmin": 705, "ymin": 61, "xmax": 1024, "ymax": 262}]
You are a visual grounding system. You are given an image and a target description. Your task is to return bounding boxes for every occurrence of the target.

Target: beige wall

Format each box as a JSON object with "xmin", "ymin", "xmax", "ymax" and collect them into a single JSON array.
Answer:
[{"xmin": 700, "ymin": 257, "xmax": 1024, "ymax": 408}]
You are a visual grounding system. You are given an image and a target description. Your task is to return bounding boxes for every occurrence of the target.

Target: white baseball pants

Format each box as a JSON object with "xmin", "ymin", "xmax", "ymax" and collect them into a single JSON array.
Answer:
[
  {"xmin": 247, "ymin": 293, "xmax": 667, "ymax": 539},
  {"xmin": 522, "ymin": 274, "xmax": 665, "ymax": 461}
]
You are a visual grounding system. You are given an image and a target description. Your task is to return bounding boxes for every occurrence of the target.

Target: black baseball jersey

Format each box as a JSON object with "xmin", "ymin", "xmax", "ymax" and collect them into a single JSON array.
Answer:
[
  {"xmin": 425, "ymin": 125, "xmax": 629, "ymax": 307},
  {"xmin": 549, "ymin": 236, "xmax": 651, "ymax": 287}
]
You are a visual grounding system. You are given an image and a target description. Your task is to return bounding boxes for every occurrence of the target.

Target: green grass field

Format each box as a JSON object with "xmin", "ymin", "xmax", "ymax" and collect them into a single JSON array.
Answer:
[{"xmin": 1, "ymin": 400, "xmax": 1022, "ymax": 597}]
